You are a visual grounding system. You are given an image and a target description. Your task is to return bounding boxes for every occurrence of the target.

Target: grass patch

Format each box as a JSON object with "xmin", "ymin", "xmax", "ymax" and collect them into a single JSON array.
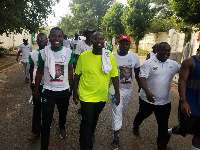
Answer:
[{"xmin": 112, "ymin": 45, "xmax": 149, "ymax": 56}]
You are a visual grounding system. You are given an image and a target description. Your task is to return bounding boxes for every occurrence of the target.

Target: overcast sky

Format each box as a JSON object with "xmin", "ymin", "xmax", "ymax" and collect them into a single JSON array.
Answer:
[{"xmin": 47, "ymin": 0, "xmax": 127, "ymax": 26}]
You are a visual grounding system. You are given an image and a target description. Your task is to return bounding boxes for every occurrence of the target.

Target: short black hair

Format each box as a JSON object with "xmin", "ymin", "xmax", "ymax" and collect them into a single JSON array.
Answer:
[
  {"xmin": 158, "ymin": 42, "xmax": 170, "ymax": 50},
  {"xmin": 50, "ymin": 27, "xmax": 64, "ymax": 35},
  {"xmin": 197, "ymin": 48, "xmax": 200, "ymax": 52},
  {"xmin": 37, "ymin": 33, "xmax": 46, "ymax": 38}
]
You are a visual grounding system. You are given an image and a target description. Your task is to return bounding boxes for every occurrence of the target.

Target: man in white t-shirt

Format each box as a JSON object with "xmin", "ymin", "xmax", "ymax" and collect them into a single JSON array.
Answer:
[
  {"xmin": 33, "ymin": 27, "xmax": 74, "ymax": 150},
  {"xmin": 133, "ymin": 42, "xmax": 180, "ymax": 150},
  {"xmin": 63, "ymin": 34, "xmax": 71, "ymax": 48},
  {"xmin": 74, "ymin": 30, "xmax": 95, "ymax": 69},
  {"xmin": 16, "ymin": 35, "xmax": 33, "ymax": 82},
  {"xmin": 28, "ymin": 33, "xmax": 48, "ymax": 141},
  {"xmin": 70, "ymin": 33, "xmax": 80, "ymax": 53},
  {"xmin": 146, "ymin": 43, "xmax": 159, "ymax": 60},
  {"xmin": 111, "ymin": 35, "xmax": 140, "ymax": 149}
]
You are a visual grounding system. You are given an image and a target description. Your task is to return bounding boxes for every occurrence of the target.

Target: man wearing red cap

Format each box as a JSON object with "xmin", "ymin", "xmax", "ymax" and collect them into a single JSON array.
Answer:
[{"xmin": 110, "ymin": 35, "xmax": 140, "ymax": 149}]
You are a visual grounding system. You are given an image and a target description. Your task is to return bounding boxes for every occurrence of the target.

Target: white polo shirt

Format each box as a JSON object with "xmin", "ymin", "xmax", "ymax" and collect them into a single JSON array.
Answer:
[
  {"xmin": 18, "ymin": 43, "xmax": 33, "ymax": 63},
  {"xmin": 139, "ymin": 56, "xmax": 180, "ymax": 105},
  {"xmin": 75, "ymin": 40, "xmax": 93, "ymax": 55}
]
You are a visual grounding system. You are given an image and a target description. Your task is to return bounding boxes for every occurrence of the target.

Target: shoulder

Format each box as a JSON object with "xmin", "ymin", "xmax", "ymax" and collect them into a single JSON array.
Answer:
[
  {"xmin": 129, "ymin": 51, "xmax": 139, "ymax": 58},
  {"xmin": 63, "ymin": 47, "xmax": 72, "ymax": 53}
]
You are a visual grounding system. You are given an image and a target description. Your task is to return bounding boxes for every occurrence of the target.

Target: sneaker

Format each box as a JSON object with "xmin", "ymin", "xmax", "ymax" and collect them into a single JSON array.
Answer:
[
  {"xmin": 112, "ymin": 133, "xmax": 119, "ymax": 150},
  {"xmin": 60, "ymin": 129, "xmax": 66, "ymax": 138},
  {"xmin": 28, "ymin": 133, "xmax": 40, "ymax": 141},
  {"xmin": 133, "ymin": 127, "xmax": 139, "ymax": 136},
  {"xmin": 166, "ymin": 127, "xmax": 172, "ymax": 144}
]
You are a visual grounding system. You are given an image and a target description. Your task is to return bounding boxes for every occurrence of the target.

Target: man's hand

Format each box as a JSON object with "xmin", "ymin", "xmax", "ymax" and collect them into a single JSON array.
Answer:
[
  {"xmin": 181, "ymin": 100, "xmax": 191, "ymax": 116},
  {"xmin": 146, "ymin": 91, "xmax": 155, "ymax": 103},
  {"xmin": 115, "ymin": 93, "xmax": 120, "ymax": 106},
  {"xmin": 73, "ymin": 92, "xmax": 79, "ymax": 105},
  {"xmin": 33, "ymin": 88, "xmax": 41, "ymax": 101}
]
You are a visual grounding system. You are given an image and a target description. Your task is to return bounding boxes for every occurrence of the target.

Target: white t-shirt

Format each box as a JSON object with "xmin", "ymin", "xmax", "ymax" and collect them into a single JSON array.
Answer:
[
  {"xmin": 75, "ymin": 41, "xmax": 93, "ymax": 55},
  {"xmin": 148, "ymin": 51, "xmax": 156, "ymax": 59},
  {"xmin": 39, "ymin": 47, "xmax": 73, "ymax": 91},
  {"xmin": 18, "ymin": 43, "xmax": 33, "ymax": 63},
  {"xmin": 71, "ymin": 40, "xmax": 80, "ymax": 53},
  {"xmin": 113, "ymin": 51, "xmax": 140, "ymax": 89},
  {"xmin": 63, "ymin": 39, "xmax": 71, "ymax": 48},
  {"xmin": 29, "ymin": 49, "xmax": 44, "ymax": 85},
  {"xmin": 139, "ymin": 56, "xmax": 180, "ymax": 105}
]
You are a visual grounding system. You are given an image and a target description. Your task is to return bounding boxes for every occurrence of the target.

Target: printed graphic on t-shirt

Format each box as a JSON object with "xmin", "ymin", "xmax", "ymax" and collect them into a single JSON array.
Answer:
[
  {"xmin": 119, "ymin": 66, "xmax": 132, "ymax": 84},
  {"xmin": 50, "ymin": 64, "xmax": 64, "ymax": 82}
]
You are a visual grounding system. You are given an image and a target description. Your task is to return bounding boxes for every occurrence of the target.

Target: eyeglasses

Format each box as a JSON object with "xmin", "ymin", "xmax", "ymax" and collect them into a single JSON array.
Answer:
[{"xmin": 37, "ymin": 38, "xmax": 47, "ymax": 41}]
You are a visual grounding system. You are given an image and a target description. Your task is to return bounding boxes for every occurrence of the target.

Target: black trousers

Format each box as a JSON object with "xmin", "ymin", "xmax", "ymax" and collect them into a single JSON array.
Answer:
[
  {"xmin": 41, "ymin": 89, "xmax": 71, "ymax": 150},
  {"xmin": 79, "ymin": 101, "xmax": 106, "ymax": 150},
  {"xmin": 133, "ymin": 97, "xmax": 171, "ymax": 150},
  {"xmin": 31, "ymin": 84, "xmax": 43, "ymax": 134}
]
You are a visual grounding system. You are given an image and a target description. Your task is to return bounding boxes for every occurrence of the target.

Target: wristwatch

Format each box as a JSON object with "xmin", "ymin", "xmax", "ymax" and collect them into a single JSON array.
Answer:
[{"xmin": 179, "ymin": 97, "xmax": 186, "ymax": 102}]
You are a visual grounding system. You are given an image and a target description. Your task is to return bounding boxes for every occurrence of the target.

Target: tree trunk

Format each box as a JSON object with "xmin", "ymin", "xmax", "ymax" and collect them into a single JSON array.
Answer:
[{"xmin": 135, "ymin": 40, "xmax": 139, "ymax": 53}]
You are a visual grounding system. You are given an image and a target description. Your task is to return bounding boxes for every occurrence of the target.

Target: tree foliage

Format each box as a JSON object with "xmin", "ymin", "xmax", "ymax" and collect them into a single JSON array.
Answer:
[
  {"xmin": 57, "ymin": 15, "xmax": 77, "ymax": 37},
  {"xmin": 101, "ymin": 2, "xmax": 125, "ymax": 42},
  {"xmin": 0, "ymin": 0, "xmax": 59, "ymax": 35},
  {"xmin": 122, "ymin": 0, "xmax": 155, "ymax": 52},
  {"xmin": 69, "ymin": 0, "xmax": 114, "ymax": 30},
  {"xmin": 169, "ymin": 0, "xmax": 200, "ymax": 25}
]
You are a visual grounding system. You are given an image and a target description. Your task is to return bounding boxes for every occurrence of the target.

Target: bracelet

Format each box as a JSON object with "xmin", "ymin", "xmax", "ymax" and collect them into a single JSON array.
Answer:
[
  {"xmin": 33, "ymin": 92, "xmax": 40, "ymax": 95},
  {"xmin": 179, "ymin": 97, "xmax": 186, "ymax": 102}
]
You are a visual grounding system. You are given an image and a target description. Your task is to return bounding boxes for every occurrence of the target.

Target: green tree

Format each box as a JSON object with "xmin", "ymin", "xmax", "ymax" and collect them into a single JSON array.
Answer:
[
  {"xmin": 122, "ymin": 0, "xmax": 155, "ymax": 53},
  {"xmin": 0, "ymin": 0, "xmax": 59, "ymax": 35},
  {"xmin": 101, "ymin": 2, "xmax": 125, "ymax": 42},
  {"xmin": 69, "ymin": 0, "xmax": 114, "ymax": 30},
  {"xmin": 170, "ymin": 0, "xmax": 200, "ymax": 25},
  {"xmin": 57, "ymin": 15, "xmax": 77, "ymax": 37}
]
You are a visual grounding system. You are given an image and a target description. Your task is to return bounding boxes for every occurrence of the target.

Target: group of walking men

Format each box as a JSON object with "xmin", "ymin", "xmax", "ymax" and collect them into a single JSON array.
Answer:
[{"xmin": 16, "ymin": 27, "xmax": 200, "ymax": 150}]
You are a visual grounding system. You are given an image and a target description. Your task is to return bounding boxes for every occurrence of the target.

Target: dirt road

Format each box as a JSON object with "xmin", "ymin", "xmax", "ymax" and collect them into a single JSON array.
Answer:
[{"xmin": 0, "ymin": 62, "xmax": 192, "ymax": 150}]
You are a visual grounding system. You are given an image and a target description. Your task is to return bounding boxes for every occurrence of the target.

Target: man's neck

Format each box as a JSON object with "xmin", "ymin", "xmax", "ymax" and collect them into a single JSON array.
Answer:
[
  {"xmin": 117, "ymin": 51, "xmax": 128, "ymax": 56},
  {"xmin": 92, "ymin": 48, "xmax": 102, "ymax": 55},
  {"xmin": 39, "ymin": 46, "xmax": 45, "ymax": 50},
  {"xmin": 51, "ymin": 46, "xmax": 61, "ymax": 51},
  {"xmin": 23, "ymin": 43, "xmax": 28, "ymax": 46}
]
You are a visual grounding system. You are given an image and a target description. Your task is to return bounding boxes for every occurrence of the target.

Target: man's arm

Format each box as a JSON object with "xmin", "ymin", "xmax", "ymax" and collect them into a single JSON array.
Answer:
[
  {"xmin": 178, "ymin": 58, "xmax": 193, "ymax": 116},
  {"xmin": 16, "ymin": 51, "xmax": 21, "ymax": 61},
  {"xmin": 111, "ymin": 76, "xmax": 120, "ymax": 106},
  {"xmin": 134, "ymin": 67, "xmax": 140, "ymax": 91},
  {"xmin": 33, "ymin": 66, "xmax": 44, "ymax": 100},
  {"xmin": 74, "ymin": 54, "xmax": 80, "ymax": 70},
  {"xmin": 68, "ymin": 64, "xmax": 73, "ymax": 93},
  {"xmin": 73, "ymin": 73, "xmax": 80, "ymax": 104},
  {"xmin": 140, "ymin": 77, "xmax": 155, "ymax": 103}
]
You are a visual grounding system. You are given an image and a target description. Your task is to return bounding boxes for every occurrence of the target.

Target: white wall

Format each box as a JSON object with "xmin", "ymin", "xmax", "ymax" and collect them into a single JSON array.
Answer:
[{"xmin": 0, "ymin": 30, "xmax": 32, "ymax": 48}]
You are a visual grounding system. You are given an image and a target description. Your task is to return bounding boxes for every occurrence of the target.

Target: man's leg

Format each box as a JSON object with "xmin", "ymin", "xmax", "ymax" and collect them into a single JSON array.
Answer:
[
  {"xmin": 133, "ymin": 97, "xmax": 154, "ymax": 136},
  {"xmin": 56, "ymin": 89, "xmax": 71, "ymax": 138},
  {"xmin": 41, "ymin": 89, "xmax": 55, "ymax": 150},
  {"xmin": 79, "ymin": 101, "xmax": 96, "ymax": 150},
  {"xmin": 29, "ymin": 85, "xmax": 42, "ymax": 141},
  {"xmin": 154, "ymin": 103, "xmax": 171, "ymax": 150},
  {"xmin": 192, "ymin": 117, "xmax": 200, "ymax": 149}
]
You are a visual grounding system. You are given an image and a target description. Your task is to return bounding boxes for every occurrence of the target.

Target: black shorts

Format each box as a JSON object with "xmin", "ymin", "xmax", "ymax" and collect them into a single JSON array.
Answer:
[{"xmin": 178, "ymin": 111, "xmax": 200, "ymax": 136}]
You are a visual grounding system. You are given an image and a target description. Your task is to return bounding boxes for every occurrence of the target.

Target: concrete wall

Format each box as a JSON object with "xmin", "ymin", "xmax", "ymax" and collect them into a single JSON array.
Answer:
[{"xmin": 0, "ymin": 30, "xmax": 32, "ymax": 48}]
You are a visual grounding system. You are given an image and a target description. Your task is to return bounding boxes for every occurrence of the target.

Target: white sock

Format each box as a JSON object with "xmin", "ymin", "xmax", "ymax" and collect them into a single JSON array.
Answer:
[
  {"xmin": 191, "ymin": 145, "xmax": 200, "ymax": 150},
  {"xmin": 168, "ymin": 128, "xmax": 173, "ymax": 135}
]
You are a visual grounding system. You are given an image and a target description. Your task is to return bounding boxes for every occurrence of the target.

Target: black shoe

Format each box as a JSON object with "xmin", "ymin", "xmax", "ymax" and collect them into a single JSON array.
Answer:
[
  {"xmin": 60, "ymin": 129, "xmax": 66, "ymax": 138},
  {"xmin": 133, "ymin": 127, "xmax": 139, "ymax": 136},
  {"xmin": 28, "ymin": 133, "xmax": 40, "ymax": 141},
  {"xmin": 112, "ymin": 133, "xmax": 119, "ymax": 150}
]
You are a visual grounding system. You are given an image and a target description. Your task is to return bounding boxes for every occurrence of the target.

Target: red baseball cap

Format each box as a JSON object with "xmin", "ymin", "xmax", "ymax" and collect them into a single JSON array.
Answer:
[{"xmin": 119, "ymin": 35, "xmax": 131, "ymax": 42}]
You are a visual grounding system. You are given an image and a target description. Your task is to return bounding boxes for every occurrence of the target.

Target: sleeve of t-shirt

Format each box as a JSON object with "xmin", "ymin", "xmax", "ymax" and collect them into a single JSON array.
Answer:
[
  {"xmin": 75, "ymin": 42, "xmax": 81, "ymax": 55},
  {"xmin": 109, "ymin": 53, "xmax": 118, "ymax": 77},
  {"xmin": 174, "ymin": 61, "xmax": 181, "ymax": 73},
  {"xmin": 18, "ymin": 44, "xmax": 22, "ymax": 51},
  {"xmin": 75, "ymin": 54, "xmax": 82, "ymax": 75},
  {"xmin": 134, "ymin": 54, "xmax": 140, "ymax": 68},
  {"xmin": 30, "ymin": 45, "xmax": 33, "ymax": 52},
  {"xmin": 28, "ymin": 54, "xmax": 34, "ymax": 66},
  {"xmin": 69, "ymin": 51, "xmax": 75, "ymax": 64},
  {"xmin": 139, "ymin": 60, "xmax": 152, "ymax": 78},
  {"xmin": 37, "ymin": 52, "xmax": 44, "ymax": 66}
]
